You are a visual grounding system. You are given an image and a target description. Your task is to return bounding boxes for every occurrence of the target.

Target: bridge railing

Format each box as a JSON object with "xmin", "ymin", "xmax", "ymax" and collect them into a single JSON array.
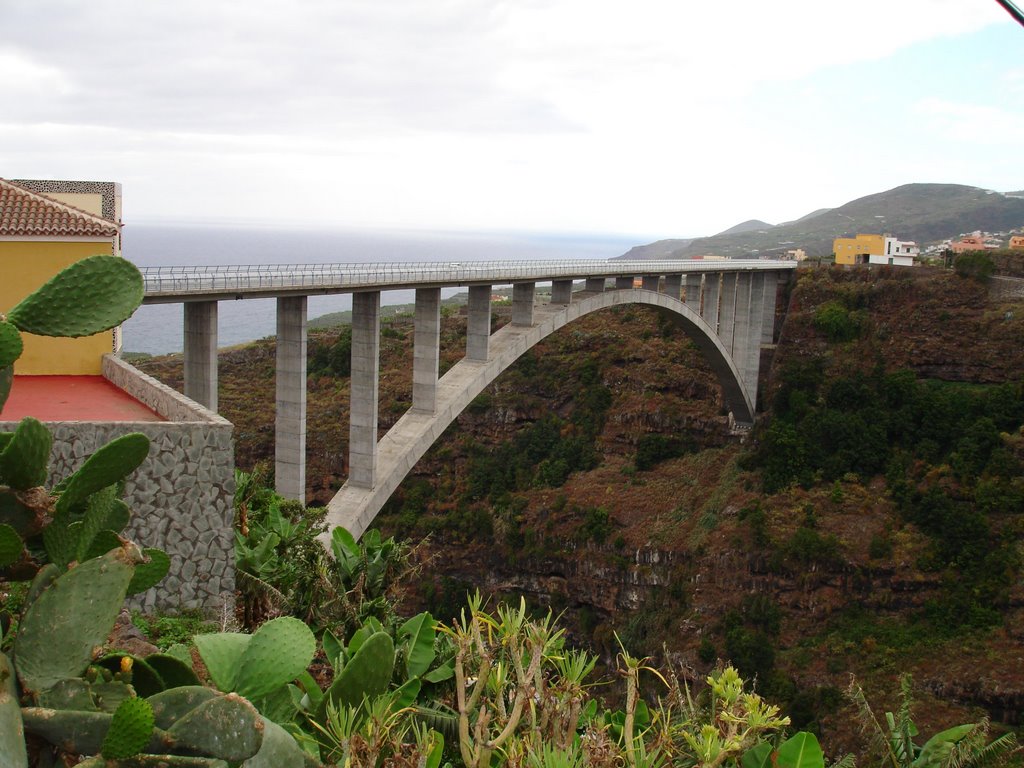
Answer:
[{"xmin": 141, "ymin": 259, "xmax": 796, "ymax": 297}]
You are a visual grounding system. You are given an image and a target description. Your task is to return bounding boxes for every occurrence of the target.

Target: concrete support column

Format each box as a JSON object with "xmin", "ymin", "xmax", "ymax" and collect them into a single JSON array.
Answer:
[
  {"xmin": 184, "ymin": 301, "xmax": 218, "ymax": 411},
  {"xmin": 349, "ymin": 291, "xmax": 380, "ymax": 490},
  {"xmin": 663, "ymin": 274, "xmax": 682, "ymax": 300},
  {"xmin": 702, "ymin": 273, "xmax": 721, "ymax": 332},
  {"xmin": 744, "ymin": 273, "xmax": 767, "ymax": 405},
  {"xmin": 467, "ymin": 285, "xmax": 491, "ymax": 361},
  {"xmin": 275, "ymin": 296, "xmax": 307, "ymax": 501},
  {"xmin": 512, "ymin": 282, "xmax": 535, "ymax": 326},
  {"xmin": 585, "ymin": 277, "xmax": 606, "ymax": 292},
  {"xmin": 412, "ymin": 287, "xmax": 441, "ymax": 414},
  {"xmin": 685, "ymin": 274, "xmax": 702, "ymax": 313},
  {"xmin": 615, "ymin": 276, "xmax": 633, "ymax": 289},
  {"xmin": 718, "ymin": 273, "xmax": 738, "ymax": 352},
  {"xmin": 761, "ymin": 271, "xmax": 779, "ymax": 345},
  {"xmin": 641, "ymin": 275, "xmax": 659, "ymax": 291},
  {"xmin": 551, "ymin": 280, "xmax": 573, "ymax": 305},
  {"xmin": 731, "ymin": 273, "xmax": 753, "ymax": 385}
]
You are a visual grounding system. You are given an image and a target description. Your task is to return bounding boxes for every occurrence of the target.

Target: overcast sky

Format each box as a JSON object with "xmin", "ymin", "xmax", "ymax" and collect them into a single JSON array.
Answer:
[{"xmin": 1, "ymin": 0, "xmax": 1021, "ymax": 239}]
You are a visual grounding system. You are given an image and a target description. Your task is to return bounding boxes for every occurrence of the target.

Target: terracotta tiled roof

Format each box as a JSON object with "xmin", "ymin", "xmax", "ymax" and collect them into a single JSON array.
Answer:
[{"xmin": 0, "ymin": 178, "xmax": 119, "ymax": 238}]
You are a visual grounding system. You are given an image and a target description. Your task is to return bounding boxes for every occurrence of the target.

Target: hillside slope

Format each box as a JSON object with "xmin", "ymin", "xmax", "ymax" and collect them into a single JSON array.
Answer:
[
  {"xmin": 617, "ymin": 184, "xmax": 1024, "ymax": 260},
  {"xmin": 136, "ymin": 266, "xmax": 1024, "ymax": 750}
]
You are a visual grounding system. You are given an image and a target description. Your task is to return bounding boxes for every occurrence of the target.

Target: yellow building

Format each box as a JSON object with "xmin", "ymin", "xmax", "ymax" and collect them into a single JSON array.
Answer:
[
  {"xmin": 0, "ymin": 178, "xmax": 123, "ymax": 374},
  {"xmin": 832, "ymin": 234, "xmax": 884, "ymax": 265}
]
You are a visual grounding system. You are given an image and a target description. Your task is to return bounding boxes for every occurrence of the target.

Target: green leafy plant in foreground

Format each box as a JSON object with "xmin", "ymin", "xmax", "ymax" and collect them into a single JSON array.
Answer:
[
  {"xmin": 0, "ymin": 256, "xmax": 285, "ymax": 767},
  {"xmin": 847, "ymin": 675, "xmax": 1020, "ymax": 768}
]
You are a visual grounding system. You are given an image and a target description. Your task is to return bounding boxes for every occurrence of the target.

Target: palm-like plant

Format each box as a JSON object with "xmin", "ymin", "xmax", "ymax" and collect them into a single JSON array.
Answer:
[{"xmin": 847, "ymin": 675, "xmax": 1020, "ymax": 768}]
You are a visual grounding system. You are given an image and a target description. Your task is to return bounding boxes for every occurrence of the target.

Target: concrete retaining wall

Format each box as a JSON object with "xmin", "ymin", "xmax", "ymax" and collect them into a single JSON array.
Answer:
[{"xmin": 1, "ymin": 355, "xmax": 235, "ymax": 614}]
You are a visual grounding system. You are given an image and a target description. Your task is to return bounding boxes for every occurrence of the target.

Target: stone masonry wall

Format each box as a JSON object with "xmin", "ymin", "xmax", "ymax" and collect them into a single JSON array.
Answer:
[{"xmin": 1, "ymin": 356, "xmax": 235, "ymax": 614}]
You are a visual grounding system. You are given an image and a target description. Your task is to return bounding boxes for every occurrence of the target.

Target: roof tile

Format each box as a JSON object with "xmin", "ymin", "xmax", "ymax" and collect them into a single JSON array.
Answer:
[{"xmin": 0, "ymin": 178, "xmax": 119, "ymax": 238}]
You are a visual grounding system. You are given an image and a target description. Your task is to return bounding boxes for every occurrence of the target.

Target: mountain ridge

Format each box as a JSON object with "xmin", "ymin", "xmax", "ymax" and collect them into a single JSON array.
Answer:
[{"xmin": 616, "ymin": 183, "xmax": 1024, "ymax": 260}]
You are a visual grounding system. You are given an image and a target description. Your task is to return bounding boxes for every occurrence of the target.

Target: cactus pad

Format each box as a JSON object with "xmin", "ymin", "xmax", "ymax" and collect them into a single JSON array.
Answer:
[
  {"xmin": 0, "ymin": 523, "xmax": 22, "ymax": 568},
  {"xmin": 127, "ymin": 547, "xmax": 171, "ymax": 595},
  {"xmin": 145, "ymin": 653, "xmax": 200, "ymax": 690},
  {"xmin": 0, "ymin": 365, "xmax": 11, "ymax": 411},
  {"xmin": 234, "ymin": 616, "xmax": 316, "ymax": 701},
  {"xmin": 322, "ymin": 630, "xmax": 395, "ymax": 712},
  {"xmin": 0, "ymin": 417, "xmax": 52, "ymax": 490},
  {"xmin": 0, "ymin": 321, "xmax": 22, "ymax": 369},
  {"xmin": 165, "ymin": 693, "xmax": 263, "ymax": 762},
  {"xmin": 102, "ymin": 697, "xmax": 155, "ymax": 759},
  {"xmin": 0, "ymin": 653, "xmax": 27, "ymax": 768},
  {"xmin": 0, "ymin": 489, "xmax": 36, "ymax": 536},
  {"xmin": 56, "ymin": 433, "xmax": 150, "ymax": 514},
  {"xmin": 35, "ymin": 677, "xmax": 99, "ymax": 711},
  {"xmin": 243, "ymin": 716, "xmax": 316, "ymax": 768},
  {"xmin": 193, "ymin": 633, "xmax": 250, "ymax": 693},
  {"xmin": 98, "ymin": 654, "xmax": 165, "ymax": 698},
  {"xmin": 147, "ymin": 686, "xmax": 219, "ymax": 730},
  {"xmin": 7, "ymin": 255, "xmax": 144, "ymax": 338},
  {"xmin": 15, "ymin": 546, "xmax": 137, "ymax": 694}
]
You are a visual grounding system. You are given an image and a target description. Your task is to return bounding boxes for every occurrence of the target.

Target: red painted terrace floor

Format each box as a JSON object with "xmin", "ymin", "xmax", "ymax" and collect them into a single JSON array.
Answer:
[{"xmin": 0, "ymin": 376, "xmax": 163, "ymax": 422}]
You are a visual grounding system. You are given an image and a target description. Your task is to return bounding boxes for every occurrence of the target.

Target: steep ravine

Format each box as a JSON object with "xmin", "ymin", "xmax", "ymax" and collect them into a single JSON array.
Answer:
[{"xmin": 136, "ymin": 267, "xmax": 1024, "ymax": 748}]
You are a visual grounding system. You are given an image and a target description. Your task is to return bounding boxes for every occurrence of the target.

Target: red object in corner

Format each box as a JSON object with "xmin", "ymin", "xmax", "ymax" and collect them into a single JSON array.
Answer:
[{"xmin": 0, "ymin": 376, "xmax": 163, "ymax": 422}]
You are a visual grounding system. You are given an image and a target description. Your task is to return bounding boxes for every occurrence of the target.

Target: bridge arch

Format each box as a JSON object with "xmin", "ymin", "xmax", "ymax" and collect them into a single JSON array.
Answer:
[{"xmin": 321, "ymin": 288, "xmax": 754, "ymax": 540}]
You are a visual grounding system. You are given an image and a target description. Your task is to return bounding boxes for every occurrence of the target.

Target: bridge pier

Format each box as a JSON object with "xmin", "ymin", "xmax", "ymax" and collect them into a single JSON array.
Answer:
[
  {"xmin": 641, "ymin": 275, "xmax": 659, "ymax": 291},
  {"xmin": 684, "ymin": 274, "xmax": 702, "ymax": 313},
  {"xmin": 761, "ymin": 271, "xmax": 779, "ymax": 344},
  {"xmin": 184, "ymin": 301, "xmax": 218, "ymax": 411},
  {"xmin": 512, "ymin": 282, "xmax": 535, "ymax": 326},
  {"xmin": 413, "ymin": 288, "xmax": 441, "ymax": 414},
  {"xmin": 702, "ymin": 274, "xmax": 720, "ymax": 331},
  {"xmin": 744, "ymin": 273, "xmax": 767, "ymax": 404},
  {"xmin": 275, "ymin": 296, "xmax": 307, "ymax": 501},
  {"xmin": 731, "ymin": 273, "xmax": 753, "ymax": 382},
  {"xmin": 467, "ymin": 285, "xmax": 491, "ymax": 361},
  {"xmin": 349, "ymin": 291, "xmax": 380, "ymax": 489},
  {"xmin": 585, "ymin": 277, "xmax": 606, "ymax": 292},
  {"xmin": 615, "ymin": 276, "xmax": 633, "ymax": 290},
  {"xmin": 718, "ymin": 273, "xmax": 738, "ymax": 350},
  {"xmin": 551, "ymin": 280, "xmax": 573, "ymax": 305},
  {"xmin": 663, "ymin": 274, "xmax": 682, "ymax": 300}
]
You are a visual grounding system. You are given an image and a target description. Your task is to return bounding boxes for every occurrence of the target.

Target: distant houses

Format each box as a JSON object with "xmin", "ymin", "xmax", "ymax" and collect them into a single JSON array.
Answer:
[{"xmin": 832, "ymin": 234, "xmax": 920, "ymax": 266}]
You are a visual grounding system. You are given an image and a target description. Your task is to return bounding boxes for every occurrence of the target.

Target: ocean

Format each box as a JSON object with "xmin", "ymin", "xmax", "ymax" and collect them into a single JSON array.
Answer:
[{"xmin": 121, "ymin": 224, "xmax": 642, "ymax": 354}]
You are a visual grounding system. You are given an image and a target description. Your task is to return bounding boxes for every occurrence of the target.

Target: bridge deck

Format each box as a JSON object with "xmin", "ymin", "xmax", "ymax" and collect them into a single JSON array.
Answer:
[{"xmin": 141, "ymin": 259, "xmax": 795, "ymax": 302}]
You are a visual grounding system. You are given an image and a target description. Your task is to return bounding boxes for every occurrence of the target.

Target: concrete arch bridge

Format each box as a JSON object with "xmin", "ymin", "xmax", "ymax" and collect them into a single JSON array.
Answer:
[{"xmin": 141, "ymin": 259, "xmax": 796, "ymax": 539}]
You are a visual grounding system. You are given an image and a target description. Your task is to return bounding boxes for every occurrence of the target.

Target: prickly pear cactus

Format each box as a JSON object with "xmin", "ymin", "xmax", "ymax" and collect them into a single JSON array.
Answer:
[
  {"xmin": 0, "ymin": 321, "xmax": 23, "ymax": 369},
  {"xmin": 14, "ymin": 544, "xmax": 141, "ymax": 695},
  {"xmin": 101, "ymin": 697, "xmax": 156, "ymax": 759},
  {"xmin": 0, "ymin": 652, "xmax": 27, "ymax": 768},
  {"xmin": 194, "ymin": 617, "xmax": 316, "ymax": 702},
  {"xmin": 0, "ymin": 524, "xmax": 23, "ymax": 568},
  {"xmin": 6, "ymin": 254, "xmax": 144, "ymax": 338},
  {"xmin": 234, "ymin": 617, "xmax": 316, "ymax": 701},
  {"xmin": 165, "ymin": 693, "xmax": 264, "ymax": 762},
  {"xmin": 321, "ymin": 630, "xmax": 395, "ymax": 713},
  {"xmin": 0, "ymin": 417, "xmax": 51, "ymax": 491},
  {"xmin": 55, "ymin": 432, "xmax": 151, "ymax": 514}
]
